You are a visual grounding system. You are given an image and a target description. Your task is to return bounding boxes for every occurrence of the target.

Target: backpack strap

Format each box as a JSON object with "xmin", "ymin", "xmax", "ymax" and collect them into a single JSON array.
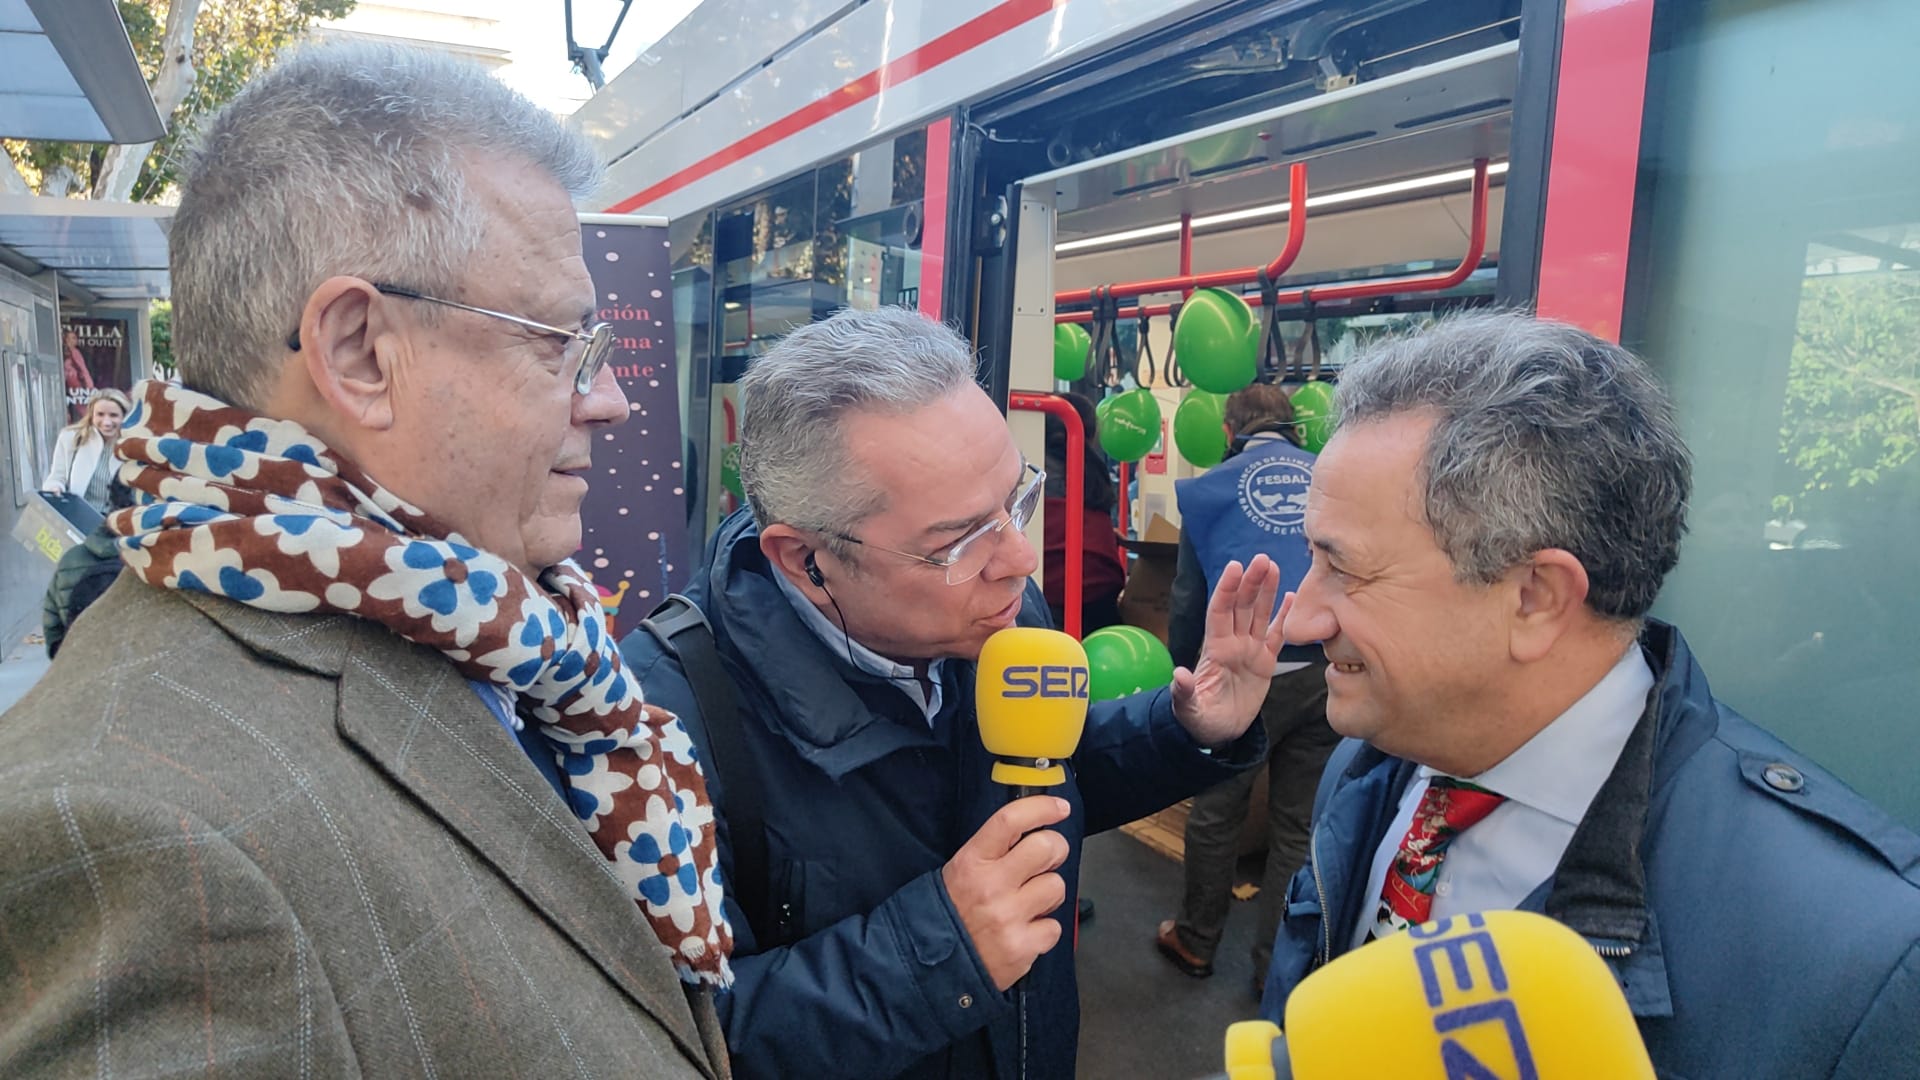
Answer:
[{"xmin": 639, "ymin": 594, "xmax": 772, "ymax": 938}]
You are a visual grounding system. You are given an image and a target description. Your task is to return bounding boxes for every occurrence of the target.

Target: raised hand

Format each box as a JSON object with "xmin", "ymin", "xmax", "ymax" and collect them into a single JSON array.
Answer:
[{"xmin": 1170, "ymin": 553, "xmax": 1290, "ymax": 747}]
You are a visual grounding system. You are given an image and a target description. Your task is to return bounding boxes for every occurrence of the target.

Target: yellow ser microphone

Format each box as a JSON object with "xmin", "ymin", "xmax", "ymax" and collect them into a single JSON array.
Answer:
[
  {"xmin": 1224, "ymin": 909, "xmax": 1656, "ymax": 1079},
  {"xmin": 975, "ymin": 627, "xmax": 1090, "ymax": 799}
]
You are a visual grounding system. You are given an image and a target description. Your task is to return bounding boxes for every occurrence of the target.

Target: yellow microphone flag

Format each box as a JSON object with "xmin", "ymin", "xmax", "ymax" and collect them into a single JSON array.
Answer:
[
  {"xmin": 975, "ymin": 627, "xmax": 1089, "ymax": 787},
  {"xmin": 1283, "ymin": 910, "xmax": 1655, "ymax": 1079}
]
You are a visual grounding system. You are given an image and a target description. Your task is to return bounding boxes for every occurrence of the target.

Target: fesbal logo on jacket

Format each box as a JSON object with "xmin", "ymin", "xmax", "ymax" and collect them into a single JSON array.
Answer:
[{"xmin": 1237, "ymin": 458, "xmax": 1312, "ymax": 534}]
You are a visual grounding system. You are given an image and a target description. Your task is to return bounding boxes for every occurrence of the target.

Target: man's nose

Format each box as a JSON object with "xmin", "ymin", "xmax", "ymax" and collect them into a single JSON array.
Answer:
[
  {"xmin": 1282, "ymin": 564, "xmax": 1337, "ymax": 647},
  {"xmin": 574, "ymin": 360, "xmax": 629, "ymax": 426},
  {"xmin": 986, "ymin": 519, "xmax": 1040, "ymax": 582}
]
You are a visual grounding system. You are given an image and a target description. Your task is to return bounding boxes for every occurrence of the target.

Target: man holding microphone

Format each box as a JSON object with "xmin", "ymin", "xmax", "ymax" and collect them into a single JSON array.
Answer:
[{"xmin": 621, "ymin": 306, "xmax": 1287, "ymax": 1079}]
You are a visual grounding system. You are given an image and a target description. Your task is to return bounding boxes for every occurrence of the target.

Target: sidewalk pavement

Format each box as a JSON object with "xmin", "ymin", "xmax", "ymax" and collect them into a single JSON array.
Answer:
[{"xmin": 0, "ymin": 634, "xmax": 51, "ymax": 714}]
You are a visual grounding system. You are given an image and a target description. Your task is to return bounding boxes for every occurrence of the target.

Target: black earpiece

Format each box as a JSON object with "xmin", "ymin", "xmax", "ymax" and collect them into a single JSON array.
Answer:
[{"xmin": 804, "ymin": 552, "xmax": 825, "ymax": 587}]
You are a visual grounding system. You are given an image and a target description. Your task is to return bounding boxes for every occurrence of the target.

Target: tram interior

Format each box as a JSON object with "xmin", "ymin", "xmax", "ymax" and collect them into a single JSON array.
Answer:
[
  {"xmin": 972, "ymin": 4, "xmax": 1523, "ymax": 1072},
  {"xmin": 991, "ymin": 0, "xmax": 1515, "ymax": 628}
]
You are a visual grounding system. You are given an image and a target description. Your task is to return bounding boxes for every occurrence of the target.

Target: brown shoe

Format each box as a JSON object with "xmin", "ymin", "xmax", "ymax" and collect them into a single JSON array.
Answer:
[{"xmin": 1154, "ymin": 919, "xmax": 1214, "ymax": 977}]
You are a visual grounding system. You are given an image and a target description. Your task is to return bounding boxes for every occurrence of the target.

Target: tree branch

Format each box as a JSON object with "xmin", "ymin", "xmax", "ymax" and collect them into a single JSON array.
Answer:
[
  {"xmin": 93, "ymin": 0, "xmax": 205, "ymax": 201},
  {"xmin": 0, "ymin": 146, "xmax": 32, "ymax": 195},
  {"xmin": 1808, "ymin": 350, "xmax": 1920, "ymax": 439}
]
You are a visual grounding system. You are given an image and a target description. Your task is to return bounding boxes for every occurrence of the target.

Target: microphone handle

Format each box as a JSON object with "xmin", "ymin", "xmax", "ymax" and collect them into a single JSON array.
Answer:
[{"xmin": 1007, "ymin": 783, "xmax": 1055, "ymax": 1005}]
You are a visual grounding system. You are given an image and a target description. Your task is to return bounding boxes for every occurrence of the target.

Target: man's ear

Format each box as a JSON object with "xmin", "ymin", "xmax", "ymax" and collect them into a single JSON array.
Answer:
[
  {"xmin": 760, "ymin": 523, "xmax": 830, "ymax": 602},
  {"xmin": 295, "ymin": 276, "xmax": 401, "ymax": 432},
  {"xmin": 1507, "ymin": 547, "xmax": 1590, "ymax": 663}
]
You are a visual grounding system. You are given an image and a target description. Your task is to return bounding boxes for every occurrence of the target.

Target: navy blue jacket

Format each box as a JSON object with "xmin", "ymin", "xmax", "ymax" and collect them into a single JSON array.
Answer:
[
  {"xmin": 1261, "ymin": 622, "xmax": 1920, "ymax": 1078},
  {"xmin": 620, "ymin": 510, "xmax": 1264, "ymax": 1080}
]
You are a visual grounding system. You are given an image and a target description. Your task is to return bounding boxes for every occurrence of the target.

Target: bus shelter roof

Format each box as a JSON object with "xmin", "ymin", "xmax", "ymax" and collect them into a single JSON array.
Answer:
[
  {"xmin": 0, "ymin": 0, "xmax": 165, "ymax": 144},
  {"xmin": 0, "ymin": 196, "xmax": 171, "ymax": 300}
]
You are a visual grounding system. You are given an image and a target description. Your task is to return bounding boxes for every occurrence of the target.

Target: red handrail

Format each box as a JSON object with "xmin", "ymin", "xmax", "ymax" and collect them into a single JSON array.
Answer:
[
  {"xmin": 1009, "ymin": 391, "xmax": 1083, "ymax": 640},
  {"xmin": 1057, "ymin": 158, "xmax": 1491, "ymax": 326},
  {"xmin": 1055, "ymin": 163, "xmax": 1309, "ymax": 309},
  {"xmin": 1178, "ymin": 212, "xmax": 1194, "ymax": 299}
]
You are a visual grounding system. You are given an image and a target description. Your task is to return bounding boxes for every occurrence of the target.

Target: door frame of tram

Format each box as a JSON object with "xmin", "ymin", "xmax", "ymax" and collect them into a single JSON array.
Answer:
[
  {"xmin": 924, "ymin": 0, "xmax": 1664, "ymax": 631},
  {"xmin": 941, "ymin": 0, "xmax": 1656, "ymax": 399}
]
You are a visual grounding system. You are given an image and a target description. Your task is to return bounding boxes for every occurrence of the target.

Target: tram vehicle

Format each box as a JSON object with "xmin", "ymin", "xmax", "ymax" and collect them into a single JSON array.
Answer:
[{"xmin": 573, "ymin": 0, "xmax": 1920, "ymax": 894}]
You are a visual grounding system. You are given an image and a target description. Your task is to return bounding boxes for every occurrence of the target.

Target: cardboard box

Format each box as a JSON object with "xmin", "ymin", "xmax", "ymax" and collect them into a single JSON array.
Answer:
[{"xmin": 1117, "ymin": 517, "xmax": 1181, "ymax": 644}]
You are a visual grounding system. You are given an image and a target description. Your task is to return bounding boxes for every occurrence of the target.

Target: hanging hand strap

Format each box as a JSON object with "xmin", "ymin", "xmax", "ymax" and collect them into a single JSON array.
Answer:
[
  {"xmin": 1134, "ymin": 311, "xmax": 1158, "ymax": 386},
  {"xmin": 1304, "ymin": 295, "xmax": 1323, "ymax": 382},
  {"xmin": 1089, "ymin": 287, "xmax": 1126, "ymax": 386},
  {"xmin": 1257, "ymin": 269, "xmax": 1287, "ymax": 384}
]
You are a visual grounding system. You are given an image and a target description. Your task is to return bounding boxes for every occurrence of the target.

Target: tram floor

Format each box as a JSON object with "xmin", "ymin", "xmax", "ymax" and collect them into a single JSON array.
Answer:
[{"xmin": 1075, "ymin": 829, "xmax": 1266, "ymax": 1079}]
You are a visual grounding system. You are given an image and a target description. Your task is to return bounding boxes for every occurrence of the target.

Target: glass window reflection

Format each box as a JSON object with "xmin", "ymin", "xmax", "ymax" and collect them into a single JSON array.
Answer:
[{"xmin": 1630, "ymin": 0, "xmax": 1920, "ymax": 825}]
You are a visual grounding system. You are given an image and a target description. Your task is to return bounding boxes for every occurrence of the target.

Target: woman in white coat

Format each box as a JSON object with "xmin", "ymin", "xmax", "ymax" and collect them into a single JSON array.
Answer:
[{"xmin": 41, "ymin": 388, "xmax": 131, "ymax": 513}]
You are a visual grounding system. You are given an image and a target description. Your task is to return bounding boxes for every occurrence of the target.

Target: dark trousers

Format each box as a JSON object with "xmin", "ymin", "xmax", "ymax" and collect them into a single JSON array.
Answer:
[{"xmin": 1174, "ymin": 662, "xmax": 1340, "ymax": 974}]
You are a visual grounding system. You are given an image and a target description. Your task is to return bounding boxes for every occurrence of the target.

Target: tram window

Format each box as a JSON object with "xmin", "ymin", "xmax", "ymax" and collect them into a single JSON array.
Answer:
[
  {"xmin": 1629, "ymin": 0, "xmax": 1920, "ymax": 827},
  {"xmin": 679, "ymin": 126, "xmax": 936, "ymax": 541}
]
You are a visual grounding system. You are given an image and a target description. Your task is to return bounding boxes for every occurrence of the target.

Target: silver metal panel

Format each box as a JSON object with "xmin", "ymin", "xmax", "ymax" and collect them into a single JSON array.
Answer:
[
  {"xmin": 572, "ymin": 0, "xmax": 859, "ymax": 163},
  {"xmin": 1008, "ymin": 187, "xmax": 1056, "ymax": 569},
  {"xmin": 584, "ymin": 0, "xmax": 1229, "ymax": 219},
  {"xmin": 1025, "ymin": 41, "xmax": 1518, "ymax": 238}
]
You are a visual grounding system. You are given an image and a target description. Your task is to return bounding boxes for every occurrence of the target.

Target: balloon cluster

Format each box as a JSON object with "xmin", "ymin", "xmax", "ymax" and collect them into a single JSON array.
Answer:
[{"xmin": 1056, "ymin": 287, "xmax": 1338, "ymax": 466}]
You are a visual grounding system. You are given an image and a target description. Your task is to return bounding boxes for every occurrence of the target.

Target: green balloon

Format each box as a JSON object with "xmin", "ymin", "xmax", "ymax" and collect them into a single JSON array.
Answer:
[
  {"xmin": 1173, "ymin": 391, "xmax": 1230, "ymax": 467},
  {"xmin": 1173, "ymin": 287, "xmax": 1259, "ymax": 393},
  {"xmin": 1054, "ymin": 322, "xmax": 1091, "ymax": 382},
  {"xmin": 1083, "ymin": 625, "xmax": 1177, "ymax": 701},
  {"xmin": 1290, "ymin": 381, "xmax": 1336, "ymax": 454},
  {"xmin": 1095, "ymin": 389, "xmax": 1161, "ymax": 462},
  {"xmin": 720, "ymin": 442, "xmax": 744, "ymax": 500}
]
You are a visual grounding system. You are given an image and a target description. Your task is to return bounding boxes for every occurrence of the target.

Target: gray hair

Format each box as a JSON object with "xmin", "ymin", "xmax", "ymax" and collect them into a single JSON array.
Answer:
[
  {"xmin": 1334, "ymin": 310, "xmax": 1691, "ymax": 621},
  {"xmin": 738, "ymin": 306, "xmax": 979, "ymax": 558},
  {"xmin": 169, "ymin": 41, "xmax": 603, "ymax": 407}
]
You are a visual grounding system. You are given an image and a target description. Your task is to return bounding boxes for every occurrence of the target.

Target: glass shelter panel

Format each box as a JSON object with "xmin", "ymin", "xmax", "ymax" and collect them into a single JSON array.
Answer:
[{"xmin": 1630, "ymin": 0, "xmax": 1920, "ymax": 825}]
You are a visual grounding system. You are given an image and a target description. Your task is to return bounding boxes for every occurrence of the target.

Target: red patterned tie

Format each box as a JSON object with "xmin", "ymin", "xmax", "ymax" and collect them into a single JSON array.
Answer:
[{"xmin": 1368, "ymin": 777, "xmax": 1507, "ymax": 942}]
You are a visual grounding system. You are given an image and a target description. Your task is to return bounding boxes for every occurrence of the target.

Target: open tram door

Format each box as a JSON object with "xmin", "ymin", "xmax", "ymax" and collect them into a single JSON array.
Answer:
[{"xmin": 942, "ymin": 0, "xmax": 1528, "ymax": 637}]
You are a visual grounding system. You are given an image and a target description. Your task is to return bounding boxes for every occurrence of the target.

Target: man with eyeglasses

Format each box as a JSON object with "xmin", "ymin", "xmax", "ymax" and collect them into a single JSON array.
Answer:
[
  {"xmin": 620, "ymin": 306, "xmax": 1288, "ymax": 1079},
  {"xmin": 0, "ymin": 44, "xmax": 728, "ymax": 1077}
]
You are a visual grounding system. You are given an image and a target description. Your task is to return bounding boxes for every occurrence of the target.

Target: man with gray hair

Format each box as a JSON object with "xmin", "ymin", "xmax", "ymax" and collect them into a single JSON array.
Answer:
[
  {"xmin": 1259, "ymin": 311, "xmax": 1920, "ymax": 1076},
  {"xmin": 621, "ymin": 305, "xmax": 1288, "ymax": 1078},
  {"xmin": 0, "ymin": 44, "xmax": 729, "ymax": 1076}
]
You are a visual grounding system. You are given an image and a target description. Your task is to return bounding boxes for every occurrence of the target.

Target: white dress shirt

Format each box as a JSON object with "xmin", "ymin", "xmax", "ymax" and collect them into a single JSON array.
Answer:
[
  {"xmin": 773, "ymin": 565, "xmax": 947, "ymax": 724},
  {"xmin": 1350, "ymin": 645, "xmax": 1655, "ymax": 950}
]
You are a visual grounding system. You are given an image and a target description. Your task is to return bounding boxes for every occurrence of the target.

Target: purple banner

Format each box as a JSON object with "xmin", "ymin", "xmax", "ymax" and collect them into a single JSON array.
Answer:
[{"xmin": 579, "ymin": 217, "xmax": 685, "ymax": 638}]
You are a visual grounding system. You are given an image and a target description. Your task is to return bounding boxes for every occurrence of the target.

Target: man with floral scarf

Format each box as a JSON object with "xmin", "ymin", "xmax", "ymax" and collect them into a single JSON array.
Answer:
[{"xmin": 0, "ymin": 43, "xmax": 729, "ymax": 1078}]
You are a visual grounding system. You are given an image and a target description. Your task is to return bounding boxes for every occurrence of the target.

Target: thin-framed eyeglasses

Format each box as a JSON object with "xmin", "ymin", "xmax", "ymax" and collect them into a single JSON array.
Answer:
[
  {"xmin": 831, "ymin": 461, "xmax": 1046, "ymax": 586},
  {"xmin": 285, "ymin": 282, "xmax": 614, "ymax": 395}
]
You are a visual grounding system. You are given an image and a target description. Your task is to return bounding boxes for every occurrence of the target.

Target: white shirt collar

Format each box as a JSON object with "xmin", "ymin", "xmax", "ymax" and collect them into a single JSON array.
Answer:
[
  {"xmin": 771, "ymin": 564, "xmax": 945, "ymax": 722},
  {"xmin": 1422, "ymin": 644, "xmax": 1655, "ymax": 826}
]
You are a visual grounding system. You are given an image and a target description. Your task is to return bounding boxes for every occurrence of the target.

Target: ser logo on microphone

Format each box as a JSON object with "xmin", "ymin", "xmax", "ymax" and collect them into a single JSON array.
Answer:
[
  {"xmin": 1407, "ymin": 913, "xmax": 1540, "ymax": 1080},
  {"xmin": 999, "ymin": 665, "xmax": 1090, "ymax": 700}
]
